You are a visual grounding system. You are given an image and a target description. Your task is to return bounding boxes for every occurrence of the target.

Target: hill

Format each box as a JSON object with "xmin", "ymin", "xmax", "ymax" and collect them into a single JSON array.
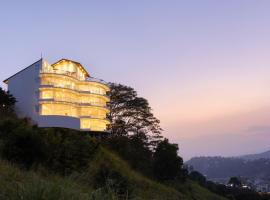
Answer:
[
  {"xmin": 0, "ymin": 146, "xmax": 226, "ymax": 200},
  {"xmin": 0, "ymin": 86, "xmax": 228, "ymax": 200},
  {"xmin": 186, "ymin": 156, "xmax": 270, "ymax": 182},
  {"xmin": 239, "ymin": 150, "xmax": 270, "ymax": 160}
]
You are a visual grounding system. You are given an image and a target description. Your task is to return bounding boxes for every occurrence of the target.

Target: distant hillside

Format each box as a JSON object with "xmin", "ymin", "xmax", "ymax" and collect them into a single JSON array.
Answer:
[
  {"xmin": 239, "ymin": 150, "xmax": 270, "ymax": 160},
  {"xmin": 186, "ymin": 156, "xmax": 270, "ymax": 181}
]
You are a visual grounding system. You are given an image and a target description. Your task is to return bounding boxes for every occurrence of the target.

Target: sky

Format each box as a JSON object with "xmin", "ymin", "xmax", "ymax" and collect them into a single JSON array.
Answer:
[{"xmin": 1, "ymin": 0, "xmax": 270, "ymax": 160}]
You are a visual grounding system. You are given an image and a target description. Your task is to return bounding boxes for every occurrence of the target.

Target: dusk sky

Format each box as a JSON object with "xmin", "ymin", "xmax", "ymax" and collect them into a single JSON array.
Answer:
[{"xmin": 1, "ymin": 1, "xmax": 270, "ymax": 160}]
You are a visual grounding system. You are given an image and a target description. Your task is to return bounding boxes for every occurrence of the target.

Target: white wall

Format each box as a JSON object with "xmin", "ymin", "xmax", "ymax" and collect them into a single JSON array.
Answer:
[
  {"xmin": 38, "ymin": 115, "xmax": 80, "ymax": 130},
  {"xmin": 7, "ymin": 59, "xmax": 42, "ymax": 124},
  {"xmin": 6, "ymin": 59, "xmax": 88, "ymax": 131}
]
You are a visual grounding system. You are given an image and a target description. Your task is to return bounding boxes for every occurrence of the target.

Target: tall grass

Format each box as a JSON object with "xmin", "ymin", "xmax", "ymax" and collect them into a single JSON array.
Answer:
[{"xmin": 0, "ymin": 148, "xmax": 227, "ymax": 200}]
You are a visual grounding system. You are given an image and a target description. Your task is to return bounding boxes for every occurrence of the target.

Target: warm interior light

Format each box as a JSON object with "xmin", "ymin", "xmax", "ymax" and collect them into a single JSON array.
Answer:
[{"xmin": 40, "ymin": 60, "xmax": 110, "ymax": 131}]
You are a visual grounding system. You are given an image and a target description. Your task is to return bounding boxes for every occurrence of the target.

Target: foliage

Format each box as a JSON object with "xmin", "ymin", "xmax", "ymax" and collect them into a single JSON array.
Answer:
[
  {"xmin": 107, "ymin": 83, "xmax": 163, "ymax": 148},
  {"xmin": 228, "ymin": 177, "xmax": 242, "ymax": 187},
  {"xmin": 0, "ymin": 159, "xmax": 118, "ymax": 200},
  {"xmin": 189, "ymin": 171, "xmax": 207, "ymax": 186},
  {"xmin": 188, "ymin": 170, "xmax": 270, "ymax": 200},
  {"xmin": 0, "ymin": 87, "xmax": 16, "ymax": 119},
  {"xmin": 103, "ymin": 135, "xmax": 153, "ymax": 177},
  {"xmin": 105, "ymin": 83, "xmax": 187, "ymax": 182},
  {"xmin": 0, "ymin": 119, "xmax": 98, "ymax": 174},
  {"xmin": 153, "ymin": 138, "xmax": 186, "ymax": 181},
  {"xmin": 0, "ymin": 117, "xmax": 229, "ymax": 200},
  {"xmin": 0, "ymin": 85, "xmax": 229, "ymax": 199},
  {"xmin": 0, "ymin": 119, "xmax": 46, "ymax": 169},
  {"xmin": 43, "ymin": 128, "xmax": 98, "ymax": 175}
]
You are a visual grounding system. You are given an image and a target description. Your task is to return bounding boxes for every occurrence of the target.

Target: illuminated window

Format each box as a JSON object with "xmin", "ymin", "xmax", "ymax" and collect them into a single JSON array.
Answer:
[
  {"xmin": 80, "ymin": 118, "xmax": 107, "ymax": 131},
  {"xmin": 39, "ymin": 59, "xmax": 110, "ymax": 131},
  {"xmin": 40, "ymin": 90, "xmax": 53, "ymax": 99},
  {"xmin": 40, "ymin": 103, "xmax": 78, "ymax": 117}
]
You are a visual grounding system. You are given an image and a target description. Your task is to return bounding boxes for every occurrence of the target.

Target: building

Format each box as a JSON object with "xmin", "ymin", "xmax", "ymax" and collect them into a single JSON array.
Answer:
[{"xmin": 3, "ymin": 58, "xmax": 110, "ymax": 132}]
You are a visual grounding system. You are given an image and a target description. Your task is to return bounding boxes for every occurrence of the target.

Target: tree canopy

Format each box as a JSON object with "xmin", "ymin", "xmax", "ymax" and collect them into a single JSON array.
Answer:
[
  {"xmin": 108, "ymin": 83, "xmax": 162, "ymax": 148},
  {"xmin": 153, "ymin": 138, "xmax": 186, "ymax": 181},
  {"xmin": 228, "ymin": 177, "xmax": 242, "ymax": 187},
  {"xmin": 0, "ymin": 87, "xmax": 16, "ymax": 119}
]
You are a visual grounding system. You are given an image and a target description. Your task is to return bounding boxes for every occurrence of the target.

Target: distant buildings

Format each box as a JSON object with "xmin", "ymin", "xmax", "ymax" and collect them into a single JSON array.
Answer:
[{"xmin": 3, "ymin": 58, "xmax": 110, "ymax": 132}]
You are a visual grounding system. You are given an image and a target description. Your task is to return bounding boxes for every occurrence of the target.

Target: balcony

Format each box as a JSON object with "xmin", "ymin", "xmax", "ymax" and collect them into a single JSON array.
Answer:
[
  {"xmin": 39, "ymin": 97, "xmax": 109, "ymax": 109},
  {"xmin": 40, "ymin": 68, "xmax": 85, "ymax": 81},
  {"xmin": 40, "ymin": 68, "xmax": 109, "ymax": 87},
  {"xmin": 39, "ymin": 84, "xmax": 109, "ymax": 99}
]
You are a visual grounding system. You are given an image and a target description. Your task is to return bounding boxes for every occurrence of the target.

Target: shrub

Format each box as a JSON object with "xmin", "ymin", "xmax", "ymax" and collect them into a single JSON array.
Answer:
[
  {"xmin": 0, "ymin": 119, "xmax": 99, "ymax": 174},
  {"xmin": 43, "ymin": 128, "xmax": 99, "ymax": 175},
  {"xmin": 0, "ymin": 119, "xmax": 46, "ymax": 169}
]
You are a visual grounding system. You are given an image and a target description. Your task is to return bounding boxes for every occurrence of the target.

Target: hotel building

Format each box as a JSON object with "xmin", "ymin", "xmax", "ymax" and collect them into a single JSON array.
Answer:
[{"xmin": 3, "ymin": 58, "xmax": 110, "ymax": 132}]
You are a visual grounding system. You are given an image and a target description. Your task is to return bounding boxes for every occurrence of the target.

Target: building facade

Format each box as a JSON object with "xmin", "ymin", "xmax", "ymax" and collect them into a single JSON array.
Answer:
[{"xmin": 3, "ymin": 58, "xmax": 110, "ymax": 132}]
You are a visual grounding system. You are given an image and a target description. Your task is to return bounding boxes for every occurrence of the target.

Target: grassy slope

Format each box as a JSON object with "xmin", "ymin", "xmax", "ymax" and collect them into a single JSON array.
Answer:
[{"xmin": 0, "ymin": 147, "xmax": 227, "ymax": 200}]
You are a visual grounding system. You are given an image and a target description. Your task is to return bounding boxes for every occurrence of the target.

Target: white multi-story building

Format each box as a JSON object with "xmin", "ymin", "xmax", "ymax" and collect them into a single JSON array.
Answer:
[{"xmin": 3, "ymin": 58, "xmax": 110, "ymax": 132}]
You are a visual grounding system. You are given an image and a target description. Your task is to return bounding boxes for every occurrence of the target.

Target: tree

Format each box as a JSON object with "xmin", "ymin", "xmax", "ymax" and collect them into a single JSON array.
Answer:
[
  {"xmin": 189, "ymin": 171, "xmax": 206, "ymax": 186},
  {"xmin": 0, "ymin": 87, "xmax": 16, "ymax": 119},
  {"xmin": 153, "ymin": 138, "xmax": 186, "ymax": 181},
  {"xmin": 0, "ymin": 119, "xmax": 46, "ymax": 169},
  {"xmin": 228, "ymin": 177, "xmax": 242, "ymax": 188},
  {"xmin": 104, "ymin": 134, "xmax": 153, "ymax": 177},
  {"xmin": 44, "ymin": 128, "xmax": 99, "ymax": 175},
  {"xmin": 107, "ymin": 83, "xmax": 162, "ymax": 148}
]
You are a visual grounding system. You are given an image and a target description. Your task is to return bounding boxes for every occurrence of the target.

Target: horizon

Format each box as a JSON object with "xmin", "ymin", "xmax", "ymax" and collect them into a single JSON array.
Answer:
[{"xmin": 1, "ymin": 1, "xmax": 270, "ymax": 160}]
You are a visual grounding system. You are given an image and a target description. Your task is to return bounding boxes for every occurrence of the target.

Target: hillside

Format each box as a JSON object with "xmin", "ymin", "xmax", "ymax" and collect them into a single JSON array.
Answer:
[
  {"xmin": 0, "ymin": 87, "xmax": 227, "ymax": 200},
  {"xmin": 0, "ymin": 147, "xmax": 227, "ymax": 200},
  {"xmin": 186, "ymin": 156, "xmax": 270, "ymax": 181},
  {"xmin": 239, "ymin": 150, "xmax": 270, "ymax": 160}
]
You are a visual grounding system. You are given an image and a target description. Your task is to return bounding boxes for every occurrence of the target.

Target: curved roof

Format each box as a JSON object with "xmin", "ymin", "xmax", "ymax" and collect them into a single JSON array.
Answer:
[{"xmin": 51, "ymin": 58, "xmax": 90, "ymax": 77}]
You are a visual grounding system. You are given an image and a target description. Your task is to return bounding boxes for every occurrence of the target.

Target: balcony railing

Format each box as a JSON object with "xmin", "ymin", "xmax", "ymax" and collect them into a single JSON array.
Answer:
[
  {"xmin": 86, "ymin": 77, "xmax": 108, "ymax": 85},
  {"xmin": 40, "ymin": 68, "xmax": 109, "ymax": 86},
  {"xmin": 39, "ymin": 84, "xmax": 109, "ymax": 98},
  {"xmin": 40, "ymin": 68, "xmax": 85, "ymax": 81},
  {"xmin": 39, "ymin": 97, "xmax": 108, "ymax": 108}
]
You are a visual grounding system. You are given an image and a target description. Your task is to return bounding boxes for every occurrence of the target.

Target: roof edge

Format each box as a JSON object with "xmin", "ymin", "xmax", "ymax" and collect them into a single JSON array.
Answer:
[
  {"xmin": 51, "ymin": 58, "xmax": 90, "ymax": 77},
  {"xmin": 3, "ymin": 58, "xmax": 43, "ymax": 84}
]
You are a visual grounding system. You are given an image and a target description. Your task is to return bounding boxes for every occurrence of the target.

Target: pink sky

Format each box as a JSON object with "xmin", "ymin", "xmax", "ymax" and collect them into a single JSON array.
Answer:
[{"xmin": 1, "ymin": 1, "xmax": 270, "ymax": 160}]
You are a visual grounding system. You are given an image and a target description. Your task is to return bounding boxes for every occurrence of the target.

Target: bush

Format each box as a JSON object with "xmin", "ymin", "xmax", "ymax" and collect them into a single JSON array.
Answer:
[
  {"xmin": 0, "ymin": 119, "xmax": 46, "ymax": 169},
  {"xmin": 43, "ymin": 128, "xmax": 99, "ymax": 175},
  {"xmin": 104, "ymin": 135, "xmax": 153, "ymax": 177},
  {"xmin": 153, "ymin": 139, "xmax": 186, "ymax": 181},
  {"xmin": 189, "ymin": 171, "xmax": 206, "ymax": 186},
  {"xmin": 0, "ymin": 119, "xmax": 99, "ymax": 174}
]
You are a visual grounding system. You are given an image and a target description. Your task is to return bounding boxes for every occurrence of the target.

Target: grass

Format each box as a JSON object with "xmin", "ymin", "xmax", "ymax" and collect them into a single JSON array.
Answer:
[{"xmin": 0, "ymin": 147, "xmax": 227, "ymax": 200}]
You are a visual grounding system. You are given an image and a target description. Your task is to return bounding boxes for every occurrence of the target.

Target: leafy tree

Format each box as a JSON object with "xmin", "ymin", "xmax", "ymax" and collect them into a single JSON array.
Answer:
[
  {"xmin": 189, "ymin": 171, "xmax": 206, "ymax": 186},
  {"xmin": 44, "ymin": 128, "xmax": 99, "ymax": 175},
  {"xmin": 0, "ymin": 119, "xmax": 99, "ymax": 174},
  {"xmin": 153, "ymin": 138, "xmax": 186, "ymax": 181},
  {"xmin": 228, "ymin": 177, "xmax": 242, "ymax": 188},
  {"xmin": 107, "ymin": 83, "xmax": 163, "ymax": 148},
  {"xmin": 0, "ymin": 87, "xmax": 16, "ymax": 119},
  {"xmin": 104, "ymin": 134, "xmax": 153, "ymax": 177},
  {"xmin": 0, "ymin": 119, "xmax": 46, "ymax": 169}
]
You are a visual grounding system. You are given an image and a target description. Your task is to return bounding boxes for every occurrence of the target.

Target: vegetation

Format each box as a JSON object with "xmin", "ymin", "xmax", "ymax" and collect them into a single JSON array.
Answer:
[
  {"xmin": 188, "ymin": 170, "xmax": 270, "ymax": 200},
  {"xmin": 228, "ymin": 177, "xmax": 242, "ymax": 188},
  {"xmin": 0, "ymin": 87, "xmax": 16, "ymax": 119},
  {"xmin": 108, "ymin": 83, "xmax": 162, "ymax": 148},
  {"xmin": 0, "ymin": 86, "xmax": 227, "ymax": 199},
  {"xmin": 153, "ymin": 139, "xmax": 187, "ymax": 181},
  {"xmin": 106, "ymin": 83, "xmax": 187, "ymax": 181}
]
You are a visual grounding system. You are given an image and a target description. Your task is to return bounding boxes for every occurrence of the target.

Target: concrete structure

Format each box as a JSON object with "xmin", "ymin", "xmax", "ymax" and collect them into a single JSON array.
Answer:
[{"xmin": 3, "ymin": 58, "xmax": 110, "ymax": 132}]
